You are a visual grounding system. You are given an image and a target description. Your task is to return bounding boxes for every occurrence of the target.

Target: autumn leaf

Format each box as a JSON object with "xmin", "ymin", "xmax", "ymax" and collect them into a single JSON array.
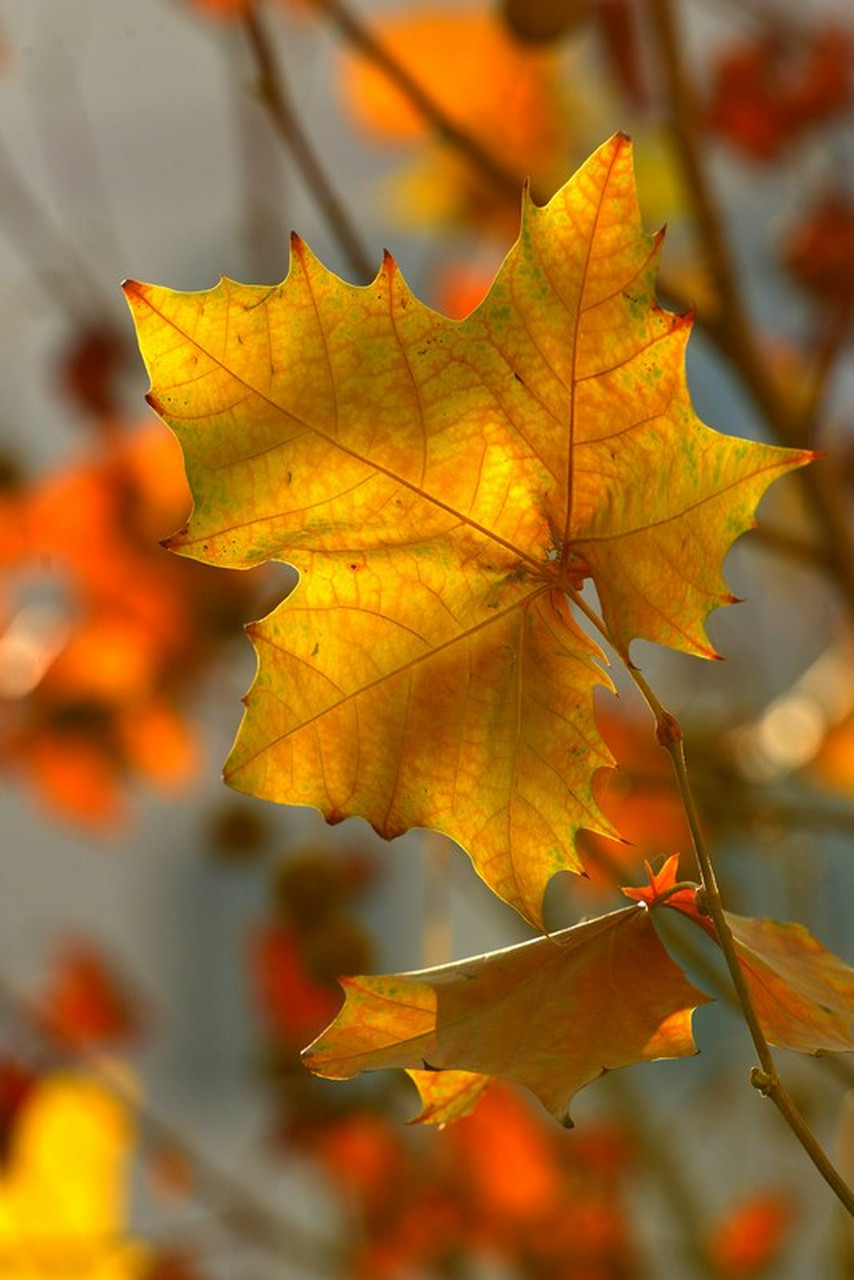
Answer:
[
  {"xmin": 309, "ymin": 1085, "xmax": 638, "ymax": 1272},
  {"xmin": 405, "ymin": 1069, "xmax": 492, "ymax": 1126},
  {"xmin": 441, "ymin": 1082, "xmax": 638, "ymax": 1274},
  {"xmin": 0, "ymin": 1074, "xmax": 149, "ymax": 1279},
  {"xmin": 125, "ymin": 133, "xmax": 808, "ymax": 925},
  {"xmin": 404, "ymin": 1064, "xmax": 491, "ymax": 1126},
  {"xmin": 250, "ymin": 920, "xmax": 344, "ymax": 1048},
  {"xmin": 302, "ymin": 902, "xmax": 710, "ymax": 1125},
  {"xmin": 626, "ymin": 856, "xmax": 854, "ymax": 1053},
  {"xmin": 707, "ymin": 1191, "xmax": 792, "ymax": 1277},
  {"xmin": 40, "ymin": 941, "xmax": 139, "ymax": 1047},
  {"xmin": 721, "ymin": 914, "xmax": 854, "ymax": 1053},
  {"xmin": 783, "ymin": 192, "xmax": 854, "ymax": 308}
]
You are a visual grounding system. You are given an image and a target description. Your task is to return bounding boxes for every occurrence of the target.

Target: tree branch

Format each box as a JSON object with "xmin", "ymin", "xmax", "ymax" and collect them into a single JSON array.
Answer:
[
  {"xmin": 644, "ymin": 0, "xmax": 854, "ymax": 623},
  {"xmin": 568, "ymin": 586, "xmax": 854, "ymax": 1216},
  {"xmin": 315, "ymin": 0, "xmax": 540, "ymax": 202},
  {"xmin": 242, "ymin": 3, "xmax": 375, "ymax": 282}
]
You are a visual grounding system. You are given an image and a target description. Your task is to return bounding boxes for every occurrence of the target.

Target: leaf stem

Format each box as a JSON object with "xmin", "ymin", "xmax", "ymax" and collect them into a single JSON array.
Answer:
[
  {"xmin": 241, "ymin": 3, "xmax": 375, "ymax": 282},
  {"xmin": 655, "ymin": 729, "xmax": 854, "ymax": 1215},
  {"xmin": 567, "ymin": 586, "xmax": 854, "ymax": 1215},
  {"xmin": 650, "ymin": 879, "xmax": 703, "ymax": 906}
]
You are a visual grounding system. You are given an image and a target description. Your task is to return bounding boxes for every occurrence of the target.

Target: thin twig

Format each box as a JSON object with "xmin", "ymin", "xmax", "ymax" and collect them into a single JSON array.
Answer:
[
  {"xmin": 568, "ymin": 587, "xmax": 854, "ymax": 1215},
  {"xmin": 0, "ymin": 134, "xmax": 102, "ymax": 321},
  {"xmin": 799, "ymin": 302, "xmax": 854, "ymax": 439},
  {"xmin": 746, "ymin": 522, "xmax": 834, "ymax": 572},
  {"xmin": 659, "ymin": 727, "xmax": 854, "ymax": 1216},
  {"xmin": 241, "ymin": 3, "xmax": 375, "ymax": 282},
  {"xmin": 316, "ymin": 0, "xmax": 539, "ymax": 202}
]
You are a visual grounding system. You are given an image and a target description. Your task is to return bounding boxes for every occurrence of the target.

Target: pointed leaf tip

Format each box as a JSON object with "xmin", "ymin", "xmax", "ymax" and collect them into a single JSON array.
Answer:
[
  {"xmin": 128, "ymin": 136, "xmax": 811, "ymax": 922},
  {"xmin": 303, "ymin": 905, "xmax": 711, "ymax": 1123}
]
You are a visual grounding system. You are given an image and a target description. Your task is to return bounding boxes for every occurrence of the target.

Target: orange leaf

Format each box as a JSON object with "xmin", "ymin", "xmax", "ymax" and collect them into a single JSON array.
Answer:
[
  {"xmin": 126, "ymin": 135, "xmax": 808, "ymax": 926},
  {"xmin": 342, "ymin": 8, "xmax": 565, "ymax": 163},
  {"xmin": 118, "ymin": 701, "xmax": 198, "ymax": 790},
  {"xmin": 405, "ymin": 1069, "xmax": 491, "ymax": 1126},
  {"xmin": 708, "ymin": 1191, "xmax": 792, "ymax": 1277},
  {"xmin": 783, "ymin": 193, "xmax": 854, "ymax": 308},
  {"xmin": 443, "ymin": 1081, "xmax": 564, "ymax": 1220},
  {"xmin": 250, "ymin": 922, "xmax": 342, "ymax": 1048},
  {"xmin": 339, "ymin": 6, "xmax": 575, "ymax": 234},
  {"xmin": 706, "ymin": 28, "xmax": 853, "ymax": 161},
  {"xmin": 626, "ymin": 856, "xmax": 854, "ymax": 1053},
  {"xmin": 311, "ymin": 1111, "xmax": 406, "ymax": 1206},
  {"xmin": 22, "ymin": 734, "xmax": 126, "ymax": 830},
  {"xmin": 720, "ymin": 913, "xmax": 854, "ymax": 1054},
  {"xmin": 303, "ymin": 903, "xmax": 710, "ymax": 1124},
  {"xmin": 40, "ymin": 942, "xmax": 139, "ymax": 1047}
]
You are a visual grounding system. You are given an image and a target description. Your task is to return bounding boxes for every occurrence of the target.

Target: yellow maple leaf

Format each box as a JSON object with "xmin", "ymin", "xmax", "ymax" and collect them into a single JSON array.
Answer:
[
  {"xmin": 125, "ymin": 134, "xmax": 808, "ymax": 927},
  {"xmin": 0, "ymin": 1075, "xmax": 148, "ymax": 1280}
]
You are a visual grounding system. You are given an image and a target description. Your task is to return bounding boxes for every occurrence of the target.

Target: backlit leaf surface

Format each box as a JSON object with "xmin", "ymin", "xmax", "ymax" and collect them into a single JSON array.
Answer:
[
  {"xmin": 405, "ymin": 1068, "xmax": 492, "ymax": 1126},
  {"xmin": 302, "ymin": 903, "xmax": 711, "ymax": 1124},
  {"xmin": 125, "ymin": 134, "xmax": 807, "ymax": 924}
]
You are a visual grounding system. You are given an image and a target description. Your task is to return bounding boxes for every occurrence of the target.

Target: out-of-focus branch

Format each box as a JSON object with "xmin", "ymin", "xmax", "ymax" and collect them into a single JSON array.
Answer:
[
  {"xmin": 569, "ymin": 586, "xmax": 854, "ymax": 1216},
  {"xmin": 645, "ymin": 0, "xmax": 854, "ymax": 626},
  {"xmin": 315, "ymin": 0, "xmax": 541, "ymax": 202},
  {"xmin": 242, "ymin": 3, "xmax": 375, "ymax": 282},
  {"xmin": 0, "ymin": 135, "xmax": 103, "ymax": 321}
]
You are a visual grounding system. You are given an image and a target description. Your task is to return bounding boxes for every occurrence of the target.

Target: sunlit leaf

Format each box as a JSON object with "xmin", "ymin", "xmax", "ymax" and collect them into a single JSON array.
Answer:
[
  {"xmin": 405, "ymin": 1069, "xmax": 491, "ymax": 1126},
  {"xmin": 126, "ymin": 135, "xmax": 807, "ymax": 925}
]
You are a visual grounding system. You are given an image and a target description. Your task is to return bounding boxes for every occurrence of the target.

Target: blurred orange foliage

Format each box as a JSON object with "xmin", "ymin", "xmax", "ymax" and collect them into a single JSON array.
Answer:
[
  {"xmin": 0, "ymin": 423, "xmax": 261, "ymax": 826},
  {"xmin": 783, "ymin": 192, "xmax": 854, "ymax": 309},
  {"xmin": 39, "ymin": 941, "xmax": 139, "ymax": 1048},
  {"xmin": 309, "ymin": 1083, "xmax": 637, "ymax": 1278},
  {"xmin": 708, "ymin": 1191, "xmax": 792, "ymax": 1276},
  {"xmin": 706, "ymin": 27, "xmax": 853, "ymax": 160},
  {"xmin": 341, "ymin": 5, "xmax": 572, "ymax": 231}
]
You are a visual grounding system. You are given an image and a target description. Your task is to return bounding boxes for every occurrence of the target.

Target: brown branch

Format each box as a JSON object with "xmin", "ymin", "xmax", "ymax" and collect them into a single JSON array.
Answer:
[
  {"xmin": 645, "ymin": 0, "xmax": 854, "ymax": 624},
  {"xmin": 315, "ymin": 0, "xmax": 538, "ymax": 202},
  {"xmin": 746, "ymin": 522, "xmax": 835, "ymax": 572},
  {"xmin": 0, "ymin": 134, "xmax": 102, "ymax": 321},
  {"xmin": 241, "ymin": 3, "xmax": 375, "ymax": 283},
  {"xmin": 800, "ymin": 302, "xmax": 854, "ymax": 438},
  {"xmin": 664, "ymin": 729, "xmax": 854, "ymax": 1217},
  {"xmin": 570, "ymin": 588, "xmax": 854, "ymax": 1216}
]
